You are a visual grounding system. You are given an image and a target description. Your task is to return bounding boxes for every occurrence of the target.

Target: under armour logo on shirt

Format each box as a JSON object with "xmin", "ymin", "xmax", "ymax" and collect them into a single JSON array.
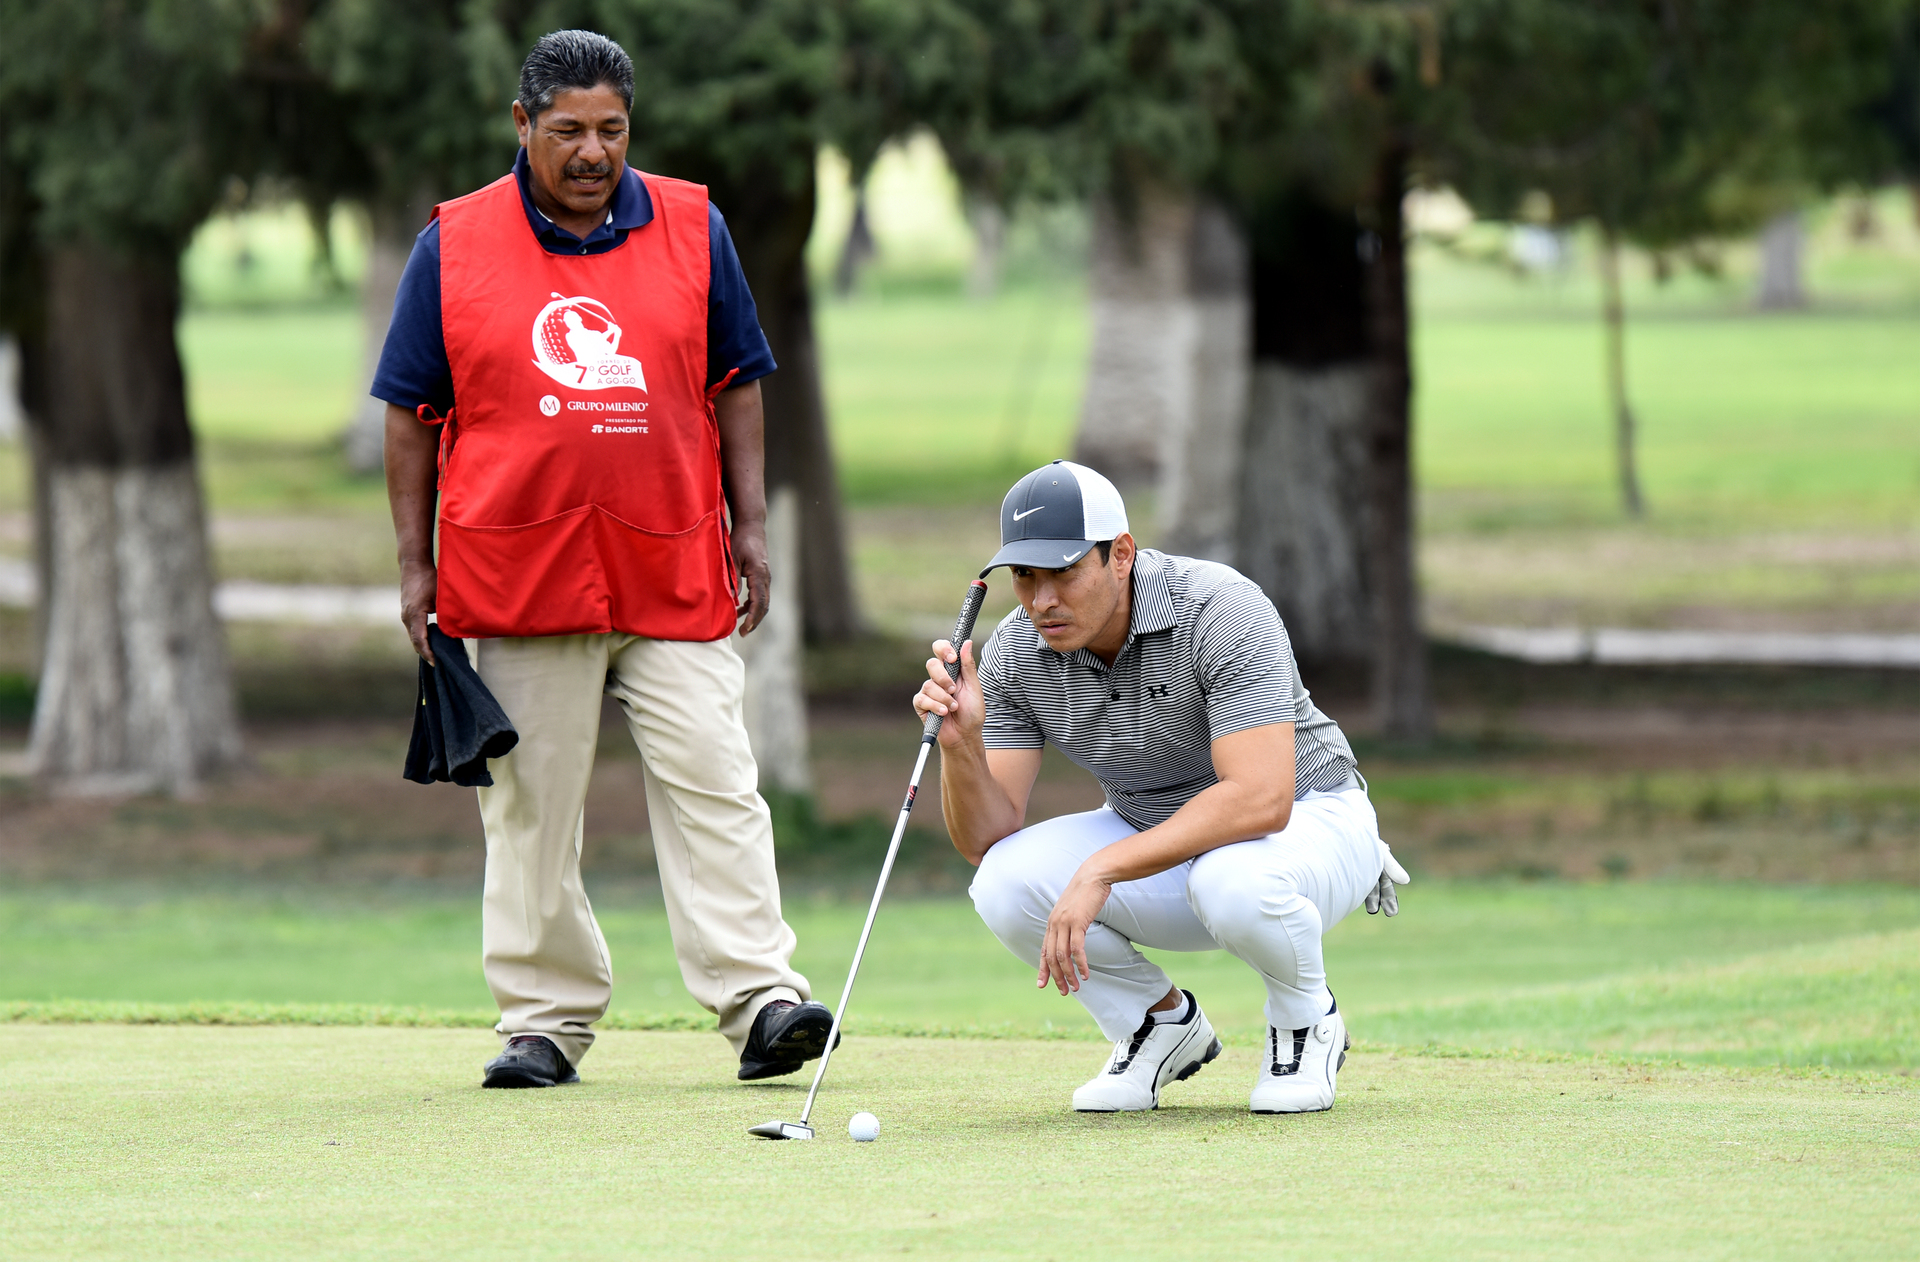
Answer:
[{"xmin": 1147, "ymin": 685, "xmax": 1170, "ymax": 698}]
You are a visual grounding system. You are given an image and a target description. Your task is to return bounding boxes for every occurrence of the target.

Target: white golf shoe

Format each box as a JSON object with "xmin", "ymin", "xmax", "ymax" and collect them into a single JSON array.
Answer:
[
  {"xmin": 1072, "ymin": 990, "xmax": 1221, "ymax": 1112},
  {"xmin": 1249, "ymin": 1001, "xmax": 1348, "ymax": 1114}
]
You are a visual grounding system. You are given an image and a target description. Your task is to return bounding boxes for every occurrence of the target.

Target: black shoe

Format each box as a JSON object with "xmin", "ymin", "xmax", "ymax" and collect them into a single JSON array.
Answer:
[
  {"xmin": 483, "ymin": 1034, "xmax": 579, "ymax": 1088},
  {"xmin": 737, "ymin": 999, "xmax": 839, "ymax": 1081}
]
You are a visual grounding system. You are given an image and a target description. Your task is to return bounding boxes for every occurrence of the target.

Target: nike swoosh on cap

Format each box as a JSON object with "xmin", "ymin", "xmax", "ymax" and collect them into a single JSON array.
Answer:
[{"xmin": 1012, "ymin": 506, "xmax": 1046, "ymax": 521}]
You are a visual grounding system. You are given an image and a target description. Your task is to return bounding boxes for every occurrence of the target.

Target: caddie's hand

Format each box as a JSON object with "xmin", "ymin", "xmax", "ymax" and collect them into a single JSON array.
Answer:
[
  {"xmin": 1039, "ymin": 866, "xmax": 1111, "ymax": 995},
  {"xmin": 733, "ymin": 520, "xmax": 771, "ymax": 636},
  {"xmin": 1365, "ymin": 841, "xmax": 1411, "ymax": 916},
  {"xmin": 912, "ymin": 638, "xmax": 983, "ymax": 749},
  {"xmin": 400, "ymin": 559, "xmax": 438, "ymax": 666}
]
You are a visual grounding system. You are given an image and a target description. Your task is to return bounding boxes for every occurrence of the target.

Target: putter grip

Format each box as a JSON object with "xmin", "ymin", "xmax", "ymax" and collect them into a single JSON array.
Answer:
[{"xmin": 922, "ymin": 579, "xmax": 989, "ymax": 743}]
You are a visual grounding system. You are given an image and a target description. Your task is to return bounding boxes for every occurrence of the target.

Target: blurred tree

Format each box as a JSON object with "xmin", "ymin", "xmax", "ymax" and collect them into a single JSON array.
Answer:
[
  {"xmin": 292, "ymin": 1, "xmax": 521, "ymax": 472},
  {"xmin": 918, "ymin": 0, "xmax": 1441, "ymax": 734},
  {"xmin": 934, "ymin": 0, "xmax": 1898, "ymax": 738},
  {"xmin": 1430, "ymin": 0, "xmax": 1902, "ymax": 517},
  {"xmin": 1217, "ymin": 0, "xmax": 1895, "ymax": 730},
  {"xmin": 834, "ymin": 185, "xmax": 877, "ymax": 296},
  {"xmin": 1213, "ymin": 1, "xmax": 1437, "ymax": 738},
  {"xmin": 1870, "ymin": 2, "xmax": 1920, "ymax": 221},
  {"xmin": 0, "ymin": 0, "xmax": 257, "ymax": 793},
  {"xmin": 929, "ymin": 1, "xmax": 1244, "ymax": 485},
  {"xmin": 1753, "ymin": 209, "xmax": 1806, "ymax": 311}
]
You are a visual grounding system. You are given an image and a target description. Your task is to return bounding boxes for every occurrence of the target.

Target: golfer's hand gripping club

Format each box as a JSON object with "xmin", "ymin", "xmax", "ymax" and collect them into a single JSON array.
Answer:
[{"xmin": 922, "ymin": 579, "xmax": 988, "ymax": 744}]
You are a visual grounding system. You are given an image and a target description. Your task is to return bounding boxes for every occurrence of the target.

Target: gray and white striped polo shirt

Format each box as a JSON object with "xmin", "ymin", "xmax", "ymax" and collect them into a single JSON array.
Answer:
[{"xmin": 977, "ymin": 549, "xmax": 1358, "ymax": 832}]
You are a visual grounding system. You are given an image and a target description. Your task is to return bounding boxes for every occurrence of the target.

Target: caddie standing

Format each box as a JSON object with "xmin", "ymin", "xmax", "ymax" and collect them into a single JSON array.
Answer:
[
  {"xmin": 374, "ymin": 30, "xmax": 833, "ymax": 1088},
  {"xmin": 916, "ymin": 461, "xmax": 1410, "ymax": 1115}
]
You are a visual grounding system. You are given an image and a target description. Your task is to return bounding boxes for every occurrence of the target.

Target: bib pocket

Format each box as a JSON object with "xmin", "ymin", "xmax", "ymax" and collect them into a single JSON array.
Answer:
[
  {"xmin": 598, "ymin": 506, "xmax": 737, "ymax": 641},
  {"xmin": 436, "ymin": 507, "xmax": 606, "ymax": 638}
]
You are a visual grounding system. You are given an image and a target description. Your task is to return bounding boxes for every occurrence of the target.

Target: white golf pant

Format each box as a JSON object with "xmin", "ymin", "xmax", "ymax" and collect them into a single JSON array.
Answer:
[{"xmin": 969, "ymin": 787, "xmax": 1386, "ymax": 1040}]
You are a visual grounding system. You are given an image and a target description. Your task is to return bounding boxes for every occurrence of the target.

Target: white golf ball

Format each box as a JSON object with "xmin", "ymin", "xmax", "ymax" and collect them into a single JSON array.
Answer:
[{"xmin": 848, "ymin": 1111, "xmax": 880, "ymax": 1142}]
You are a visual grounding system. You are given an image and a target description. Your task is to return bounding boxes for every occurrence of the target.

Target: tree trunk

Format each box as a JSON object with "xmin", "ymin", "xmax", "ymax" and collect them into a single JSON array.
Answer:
[
  {"xmin": 1236, "ymin": 363, "xmax": 1375, "ymax": 659},
  {"xmin": 965, "ymin": 197, "xmax": 1005, "ymax": 301},
  {"xmin": 0, "ymin": 334, "xmax": 22, "ymax": 441},
  {"xmin": 1231, "ymin": 170, "xmax": 1432, "ymax": 736},
  {"xmin": 1361, "ymin": 148, "xmax": 1432, "ymax": 740},
  {"xmin": 10, "ymin": 326, "xmax": 54, "ymax": 674},
  {"xmin": 27, "ymin": 416, "xmax": 52, "ymax": 672},
  {"xmin": 1158, "ymin": 198, "xmax": 1250, "ymax": 563},
  {"xmin": 1598, "ymin": 227, "xmax": 1646, "ymax": 518},
  {"xmin": 737, "ymin": 484, "xmax": 809, "ymax": 792},
  {"xmin": 1235, "ymin": 188, "xmax": 1375, "ymax": 666},
  {"xmin": 833, "ymin": 188, "xmax": 875, "ymax": 297},
  {"xmin": 343, "ymin": 191, "xmax": 437, "ymax": 473},
  {"xmin": 26, "ymin": 248, "xmax": 239, "ymax": 794},
  {"xmin": 1073, "ymin": 184, "xmax": 1197, "ymax": 485},
  {"xmin": 714, "ymin": 161, "xmax": 866, "ymax": 642},
  {"xmin": 1754, "ymin": 210, "xmax": 1806, "ymax": 311}
]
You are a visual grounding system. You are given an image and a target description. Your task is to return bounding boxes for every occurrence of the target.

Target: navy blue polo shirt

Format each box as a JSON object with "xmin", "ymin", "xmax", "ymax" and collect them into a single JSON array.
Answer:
[{"xmin": 371, "ymin": 149, "xmax": 776, "ymax": 416}]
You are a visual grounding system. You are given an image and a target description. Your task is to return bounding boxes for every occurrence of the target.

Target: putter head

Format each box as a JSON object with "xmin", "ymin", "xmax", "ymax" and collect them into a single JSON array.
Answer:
[{"xmin": 748, "ymin": 1119, "xmax": 814, "ymax": 1141}]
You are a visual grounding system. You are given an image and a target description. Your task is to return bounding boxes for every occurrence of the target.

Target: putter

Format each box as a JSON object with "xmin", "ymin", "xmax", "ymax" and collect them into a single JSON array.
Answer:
[{"xmin": 750, "ymin": 577, "xmax": 990, "ymax": 1141}]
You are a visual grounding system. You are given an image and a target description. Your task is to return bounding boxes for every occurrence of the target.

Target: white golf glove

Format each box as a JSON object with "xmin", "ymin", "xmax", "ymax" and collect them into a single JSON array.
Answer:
[{"xmin": 1365, "ymin": 841, "xmax": 1410, "ymax": 917}]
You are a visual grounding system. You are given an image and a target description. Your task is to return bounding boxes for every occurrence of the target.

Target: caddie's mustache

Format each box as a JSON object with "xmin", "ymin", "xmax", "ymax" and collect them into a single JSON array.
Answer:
[{"xmin": 565, "ymin": 161, "xmax": 613, "ymax": 178}]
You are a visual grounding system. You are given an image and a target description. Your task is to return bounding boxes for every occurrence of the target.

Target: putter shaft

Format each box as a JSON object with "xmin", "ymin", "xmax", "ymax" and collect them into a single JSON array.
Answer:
[
  {"xmin": 794, "ymin": 579, "xmax": 988, "ymax": 1129},
  {"xmin": 796, "ymin": 741, "xmax": 930, "ymax": 1126}
]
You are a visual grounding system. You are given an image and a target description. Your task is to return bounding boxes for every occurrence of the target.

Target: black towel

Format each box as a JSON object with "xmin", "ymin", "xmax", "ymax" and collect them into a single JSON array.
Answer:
[{"xmin": 404, "ymin": 625, "xmax": 518, "ymax": 787}]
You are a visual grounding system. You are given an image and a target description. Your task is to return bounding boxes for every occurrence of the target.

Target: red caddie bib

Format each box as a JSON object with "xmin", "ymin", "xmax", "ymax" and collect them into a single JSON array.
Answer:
[{"xmin": 432, "ymin": 170, "xmax": 737, "ymax": 641}]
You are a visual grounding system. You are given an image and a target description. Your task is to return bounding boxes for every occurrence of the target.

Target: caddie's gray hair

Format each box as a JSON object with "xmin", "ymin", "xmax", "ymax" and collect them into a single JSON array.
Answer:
[{"xmin": 518, "ymin": 30, "xmax": 634, "ymax": 121}]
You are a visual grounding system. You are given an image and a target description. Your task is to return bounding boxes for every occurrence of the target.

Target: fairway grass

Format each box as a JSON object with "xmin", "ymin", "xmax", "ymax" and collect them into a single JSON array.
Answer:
[
  {"xmin": 5, "ymin": 1025, "xmax": 1915, "ymax": 1260},
  {"xmin": 6, "ymin": 883, "xmax": 1918, "ymax": 1069},
  {"xmin": 8, "ymin": 922, "xmax": 1915, "ymax": 1069},
  {"xmin": 1369, "ymin": 927, "xmax": 1920, "ymax": 1069}
]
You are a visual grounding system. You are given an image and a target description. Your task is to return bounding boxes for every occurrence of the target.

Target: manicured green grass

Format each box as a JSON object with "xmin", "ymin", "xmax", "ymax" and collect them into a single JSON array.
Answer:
[
  {"xmin": 178, "ymin": 305, "xmax": 364, "ymax": 446},
  {"xmin": 1370, "ymin": 927, "xmax": 1918, "ymax": 1069},
  {"xmin": 7, "ymin": 882, "xmax": 1919, "ymax": 1065},
  {"xmin": 816, "ymin": 284, "xmax": 1091, "ymax": 504},
  {"xmin": 1413, "ymin": 307, "xmax": 1920, "ymax": 530},
  {"xmin": 4, "ymin": 1025, "xmax": 1915, "ymax": 1260}
]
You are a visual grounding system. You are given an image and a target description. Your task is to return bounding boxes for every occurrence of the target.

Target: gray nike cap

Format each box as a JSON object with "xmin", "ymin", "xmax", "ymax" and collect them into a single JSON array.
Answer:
[{"xmin": 982, "ymin": 459, "xmax": 1131, "ymax": 574}]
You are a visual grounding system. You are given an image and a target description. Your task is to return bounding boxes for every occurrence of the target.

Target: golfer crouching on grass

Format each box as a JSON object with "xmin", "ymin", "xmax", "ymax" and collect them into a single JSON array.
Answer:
[{"xmin": 914, "ymin": 460, "xmax": 1410, "ymax": 1114}]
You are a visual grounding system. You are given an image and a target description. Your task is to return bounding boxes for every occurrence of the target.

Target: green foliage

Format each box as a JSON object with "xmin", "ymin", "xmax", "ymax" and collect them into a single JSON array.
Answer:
[
  {"xmin": 293, "ymin": 0, "xmax": 521, "ymax": 207},
  {"xmin": 929, "ymin": 0, "xmax": 1248, "ymax": 203},
  {"xmin": 0, "ymin": 672, "xmax": 33, "ymax": 723},
  {"xmin": 1429, "ymin": 0, "xmax": 1908, "ymax": 244},
  {"xmin": 0, "ymin": 0, "xmax": 263, "ymax": 258}
]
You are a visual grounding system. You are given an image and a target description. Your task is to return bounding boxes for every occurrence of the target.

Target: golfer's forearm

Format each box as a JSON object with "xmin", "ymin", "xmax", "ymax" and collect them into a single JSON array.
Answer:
[
  {"xmin": 939, "ymin": 742, "xmax": 1024, "ymax": 863},
  {"xmin": 384, "ymin": 403, "xmax": 441, "ymax": 565},
  {"xmin": 1086, "ymin": 781, "xmax": 1293, "ymax": 885},
  {"xmin": 714, "ymin": 381, "xmax": 767, "ymax": 531}
]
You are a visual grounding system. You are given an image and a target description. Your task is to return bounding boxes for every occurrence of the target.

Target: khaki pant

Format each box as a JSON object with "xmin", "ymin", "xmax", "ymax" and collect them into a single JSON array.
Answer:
[{"xmin": 468, "ymin": 633, "xmax": 809, "ymax": 1068}]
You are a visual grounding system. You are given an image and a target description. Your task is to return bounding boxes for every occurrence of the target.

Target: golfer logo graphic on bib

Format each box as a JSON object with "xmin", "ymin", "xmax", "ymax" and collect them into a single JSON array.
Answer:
[{"xmin": 531, "ymin": 294, "xmax": 648, "ymax": 392}]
